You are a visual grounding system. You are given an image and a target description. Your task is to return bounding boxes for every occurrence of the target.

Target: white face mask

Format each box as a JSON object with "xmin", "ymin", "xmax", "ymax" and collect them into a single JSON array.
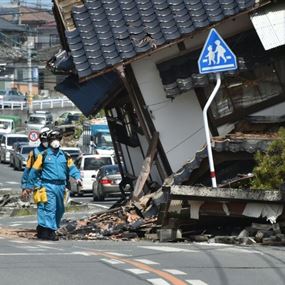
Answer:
[
  {"xmin": 50, "ymin": 140, "xmax": 60, "ymax": 149},
  {"xmin": 42, "ymin": 142, "xmax": 48, "ymax": 148}
]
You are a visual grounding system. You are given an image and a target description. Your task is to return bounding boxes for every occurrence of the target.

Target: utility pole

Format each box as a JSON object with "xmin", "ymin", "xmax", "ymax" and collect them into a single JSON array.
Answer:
[{"xmin": 27, "ymin": 38, "xmax": 33, "ymax": 114}]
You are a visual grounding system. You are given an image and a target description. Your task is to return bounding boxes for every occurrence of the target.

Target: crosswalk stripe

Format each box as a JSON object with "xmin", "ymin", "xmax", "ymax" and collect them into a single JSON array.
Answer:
[
  {"xmin": 106, "ymin": 252, "xmax": 130, "ymax": 257},
  {"xmin": 147, "ymin": 278, "xmax": 171, "ymax": 285},
  {"xmin": 186, "ymin": 280, "xmax": 208, "ymax": 285},
  {"xmin": 163, "ymin": 269, "xmax": 186, "ymax": 275},
  {"xmin": 101, "ymin": 258, "xmax": 125, "ymax": 265},
  {"xmin": 134, "ymin": 259, "xmax": 159, "ymax": 265},
  {"xmin": 139, "ymin": 246, "xmax": 198, "ymax": 252},
  {"xmin": 125, "ymin": 268, "xmax": 149, "ymax": 274}
]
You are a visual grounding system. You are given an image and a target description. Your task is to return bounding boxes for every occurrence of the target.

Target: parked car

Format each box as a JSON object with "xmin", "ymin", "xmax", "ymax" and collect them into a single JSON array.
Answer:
[
  {"xmin": 25, "ymin": 111, "xmax": 53, "ymax": 132},
  {"xmin": 54, "ymin": 111, "xmax": 81, "ymax": 126},
  {"xmin": 13, "ymin": 144, "xmax": 35, "ymax": 170},
  {"xmin": 69, "ymin": 154, "xmax": 115, "ymax": 196},
  {"xmin": 0, "ymin": 134, "xmax": 29, "ymax": 163},
  {"xmin": 61, "ymin": 147, "xmax": 82, "ymax": 161},
  {"xmin": 92, "ymin": 164, "xmax": 130, "ymax": 201},
  {"xmin": 9, "ymin": 141, "xmax": 29, "ymax": 167},
  {"xmin": 64, "ymin": 112, "xmax": 81, "ymax": 125},
  {"xmin": 0, "ymin": 89, "xmax": 26, "ymax": 108}
]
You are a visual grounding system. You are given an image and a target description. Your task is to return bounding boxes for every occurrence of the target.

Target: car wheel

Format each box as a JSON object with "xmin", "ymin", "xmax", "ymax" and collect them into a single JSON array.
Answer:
[
  {"xmin": 95, "ymin": 186, "xmax": 105, "ymax": 201},
  {"xmin": 77, "ymin": 185, "xmax": 83, "ymax": 197}
]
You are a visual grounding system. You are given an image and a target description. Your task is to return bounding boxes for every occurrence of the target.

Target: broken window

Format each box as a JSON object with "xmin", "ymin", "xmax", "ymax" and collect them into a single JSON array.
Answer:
[{"xmin": 207, "ymin": 56, "xmax": 285, "ymax": 122}]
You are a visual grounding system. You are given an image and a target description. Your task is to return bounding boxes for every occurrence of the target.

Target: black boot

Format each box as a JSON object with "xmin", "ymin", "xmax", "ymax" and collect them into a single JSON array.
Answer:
[
  {"xmin": 48, "ymin": 229, "xmax": 59, "ymax": 241},
  {"xmin": 36, "ymin": 225, "xmax": 50, "ymax": 240}
]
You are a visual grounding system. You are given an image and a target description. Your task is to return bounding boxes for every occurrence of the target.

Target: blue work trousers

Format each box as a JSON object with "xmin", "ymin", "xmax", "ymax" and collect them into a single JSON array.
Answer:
[{"xmin": 37, "ymin": 183, "xmax": 65, "ymax": 230}]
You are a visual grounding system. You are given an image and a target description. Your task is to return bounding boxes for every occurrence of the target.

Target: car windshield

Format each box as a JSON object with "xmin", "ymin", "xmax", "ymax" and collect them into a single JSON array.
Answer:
[
  {"xmin": 100, "ymin": 133, "xmax": 113, "ymax": 147},
  {"xmin": 21, "ymin": 146, "xmax": 34, "ymax": 154},
  {"xmin": 7, "ymin": 137, "xmax": 28, "ymax": 146},
  {"xmin": 104, "ymin": 166, "xmax": 120, "ymax": 176},
  {"xmin": 28, "ymin": 116, "xmax": 45, "ymax": 124},
  {"xmin": 0, "ymin": 121, "xmax": 10, "ymax": 129},
  {"xmin": 84, "ymin": 157, "xmax": 112, "ymax": 170}
]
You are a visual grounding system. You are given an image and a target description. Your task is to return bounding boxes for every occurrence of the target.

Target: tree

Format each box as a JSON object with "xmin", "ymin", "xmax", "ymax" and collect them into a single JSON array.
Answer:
[{"xmin": 251, "ymin": 128, "xmax": 285, "ymax": 190}]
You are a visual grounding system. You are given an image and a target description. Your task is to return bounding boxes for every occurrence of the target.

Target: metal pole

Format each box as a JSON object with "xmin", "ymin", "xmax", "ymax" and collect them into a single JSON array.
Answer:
[
  {"xmin": 202, "ymin": 72, "xmax": 221, "ymax": 188},
  {"xmin": 27, "ymin": 45, "xmax": 33, "ymax": 114}
]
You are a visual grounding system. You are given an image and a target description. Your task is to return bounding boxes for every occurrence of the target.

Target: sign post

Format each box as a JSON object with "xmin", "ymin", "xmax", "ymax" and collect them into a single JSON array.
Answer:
[
  {"xmin": 198, "ymin": 28, "xmax": 237, "ymax": 188},
  {"xmin": 28, "ymin": 130, "xmax": 39, "ymax": 143}
]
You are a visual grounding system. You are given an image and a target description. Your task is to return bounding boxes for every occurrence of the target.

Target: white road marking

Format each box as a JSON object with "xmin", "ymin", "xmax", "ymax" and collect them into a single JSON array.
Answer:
[
  {"xmin": 134, "ymin": 259, "xmax": 159, "ymax": 265},
  {"xmin": 0, "ymin": 252, "xmax": 86, "ymax": 256},
  {"xmin": 6, "ymin": 182, "xmax": 19, "ymax": 185},
  {"xmin": 139, "ymin": 246, "xmax": 198, "ymax": 252},
  {"xmin": 0, "ymin": 188, "xmax": 12, "ymax": 191},
  {"xmin": 163, "ymin": 269, "xmax": 186, "ymax": 275},
  {"xmin": 37, "ymin": 245, "xmax": 64, "ymax": 251},
  {"xmin": 101, "ymin": 258, "xmax": 125, "ymax": 265},
  {"xmin": 72, "ymin": 251, "xmax": 92, "ymax": 256},
  {"xmin": 9, "ymin": 240, "xmax": 28, "ymax": 244},
  {"xmin": 14, "ymin": 246, "xmax": 41, "ymax": 249},
  {"xmin": 186, "ymin": 280, "xmax": 208, "ymax": 285},
  {"xmin": 125, "ymin": 268, "xmax": 149, "ymax": 274},
  {"xmin": 106, "ymin": 251, "xmax": 130, "ymax": 257},
  {"xmin": 9, "ymin": 224, "xmax": 22, "ymax": 227},
  {"xmin": 216, "ymin": 247, "xmax": 264, "ymax": 255},
  {"xmin": 92, "ymin": 203, "xmax": 110, "ymax": 209},
  {"xmin": 147, "ymin": 278, "xmax": 171, "ymax": 285}
]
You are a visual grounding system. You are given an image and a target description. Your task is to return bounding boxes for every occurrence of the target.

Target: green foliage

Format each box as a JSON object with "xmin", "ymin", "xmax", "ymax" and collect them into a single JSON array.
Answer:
[{"xmin": 251, "ymin": 128, "xmax": 285, "ymax": 190}]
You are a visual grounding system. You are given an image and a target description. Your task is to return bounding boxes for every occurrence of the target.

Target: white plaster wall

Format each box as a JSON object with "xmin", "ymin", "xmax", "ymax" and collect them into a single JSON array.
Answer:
[
  {"xmin": 130, "ymin": 14, "xmax": 255, "ymax": 172},
  {"xmin": 131, "ymin": 48, "xmax": 206, "ymax": 172}
]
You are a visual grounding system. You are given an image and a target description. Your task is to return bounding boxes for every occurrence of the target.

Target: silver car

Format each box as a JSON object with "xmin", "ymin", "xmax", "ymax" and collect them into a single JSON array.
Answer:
[
  {"xmin": 13, "ymin": 145, "xmax": 35, "ymax": 170},
  {"xmin": 92, "ymin": 164, "xmax": 124, "ymax": 201}
]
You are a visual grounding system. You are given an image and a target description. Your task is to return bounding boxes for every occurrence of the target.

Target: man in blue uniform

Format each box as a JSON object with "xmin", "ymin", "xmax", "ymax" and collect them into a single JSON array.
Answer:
[
  {"xmin": 28, "ymin": 129, "xmax": 81, "ymax": 240},
  {"xmin": 21, "ymin": 126, "xmax": 51, "ymax": 198}
]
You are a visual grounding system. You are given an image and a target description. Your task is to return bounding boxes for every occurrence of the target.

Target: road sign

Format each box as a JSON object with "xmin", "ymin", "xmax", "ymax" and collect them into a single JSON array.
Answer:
[
  {"xmin": 198, "ymin": 28, "xmax": 237, "ymax": 74},
  {"xmin": 28, "ymin": 130, "xmax": 39, "ymax": 142}
]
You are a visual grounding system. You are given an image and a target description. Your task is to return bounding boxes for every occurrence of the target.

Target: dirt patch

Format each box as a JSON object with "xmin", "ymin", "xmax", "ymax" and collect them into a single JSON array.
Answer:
[{"xmin": 0, "ymin": 227, "xmax": 36, "ymax": 239}]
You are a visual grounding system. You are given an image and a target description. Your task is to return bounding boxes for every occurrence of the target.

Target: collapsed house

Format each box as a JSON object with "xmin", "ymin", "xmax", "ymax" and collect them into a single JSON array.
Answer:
[{"xmin": 44, "ymin": 0, "xmax": 285, "ymax": 242}]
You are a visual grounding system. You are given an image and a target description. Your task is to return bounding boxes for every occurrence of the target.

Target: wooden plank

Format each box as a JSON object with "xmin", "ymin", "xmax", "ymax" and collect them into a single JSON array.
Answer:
[{"xmin": 132, "ymin": 132, "xmax": 159, "ymax": 200}]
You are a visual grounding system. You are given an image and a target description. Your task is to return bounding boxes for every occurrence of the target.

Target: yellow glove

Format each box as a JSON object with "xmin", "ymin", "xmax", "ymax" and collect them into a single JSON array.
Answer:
[{"xmin": 33, "ymin": 187, "xmax": 47, "ymax": 204}]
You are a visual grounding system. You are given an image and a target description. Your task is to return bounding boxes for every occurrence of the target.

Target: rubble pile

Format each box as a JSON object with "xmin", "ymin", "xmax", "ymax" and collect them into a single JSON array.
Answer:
[
  {"xmin": 0, "ymin": 194, "xmax": 31, "ymax": 209},
  {"xmin": 58, "ymin": 204, "xmax": 158, "ymax": 241},
  {"xmin": 185, "ymin": 222, "xmax": 285, "ymax": 246}
]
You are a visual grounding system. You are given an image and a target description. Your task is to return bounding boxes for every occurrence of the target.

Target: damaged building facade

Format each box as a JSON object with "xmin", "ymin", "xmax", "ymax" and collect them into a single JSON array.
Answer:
[{"xmin": 48, "ymin": 0, "xmax": 285, "ymax": 240}]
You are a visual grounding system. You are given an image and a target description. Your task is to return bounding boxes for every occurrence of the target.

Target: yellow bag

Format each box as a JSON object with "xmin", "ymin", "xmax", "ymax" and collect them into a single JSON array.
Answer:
[{"xmin": 33, "ymin": 187, "xmax": 47, "ymax": 204}]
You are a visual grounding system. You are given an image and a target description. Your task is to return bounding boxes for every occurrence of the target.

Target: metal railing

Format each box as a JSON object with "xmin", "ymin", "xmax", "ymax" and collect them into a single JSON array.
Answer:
[{"xmin": 0, "ymin": 98, "xmax": 75, "ymax": 110}]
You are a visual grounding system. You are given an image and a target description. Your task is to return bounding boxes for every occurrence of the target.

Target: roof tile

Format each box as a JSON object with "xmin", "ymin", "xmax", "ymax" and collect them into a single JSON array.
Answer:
[{"xmin": 54, "ymin": 0, "xmax": 255, "ymax": 79}]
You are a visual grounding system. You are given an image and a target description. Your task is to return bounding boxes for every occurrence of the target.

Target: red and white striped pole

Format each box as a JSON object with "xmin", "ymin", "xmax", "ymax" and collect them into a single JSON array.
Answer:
[{"xmin": 202, "ymin": 72, "xmax": 221, "ymax": 188}]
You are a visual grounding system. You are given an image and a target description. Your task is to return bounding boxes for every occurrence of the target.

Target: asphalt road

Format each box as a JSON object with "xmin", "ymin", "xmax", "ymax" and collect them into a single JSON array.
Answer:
[
  {"xmin": 0, "ymin": 223, "xmax": 285, "ymax": 285},
  {"xmin": 1, "ymin": 162, "xmax": 285, "ymax": 284},
  {"xmin": 0, "ymin": 162, "xmax": 116, "ymax": 209}
]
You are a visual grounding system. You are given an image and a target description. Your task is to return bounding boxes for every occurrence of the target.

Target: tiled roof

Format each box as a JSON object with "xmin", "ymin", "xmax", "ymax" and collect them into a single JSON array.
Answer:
[
  {"xmin": 55, "ymin": 0, "xmax": 256, "ymax": 79},
  {"xmin": 55, "ymin": 0, "xmax": 84, "ymax": 30}
]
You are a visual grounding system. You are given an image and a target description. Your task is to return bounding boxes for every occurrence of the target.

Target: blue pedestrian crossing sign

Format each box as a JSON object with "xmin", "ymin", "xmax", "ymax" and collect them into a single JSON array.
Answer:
[{"xmin": 198, "ymin": 28, "xmax": 237, "ymax": 74}]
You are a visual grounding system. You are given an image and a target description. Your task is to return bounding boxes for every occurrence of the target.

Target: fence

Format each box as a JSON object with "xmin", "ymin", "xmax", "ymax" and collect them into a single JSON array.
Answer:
[{"xmin": 0, "ymin": 98, "xmax": 75, "ymax": 110}]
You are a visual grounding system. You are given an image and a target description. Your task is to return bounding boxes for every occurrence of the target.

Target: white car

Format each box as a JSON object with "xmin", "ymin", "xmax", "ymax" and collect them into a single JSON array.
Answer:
[
  {"xmin": 0, "ymin": 133, "xmax": 29, "ymax": 163},
  {"xmin": 61, "ymin": 146, "xmax": 82, "ymax": 161},
  {"xmin": 70, "ymin": 154, "xmax": 115, "ymax": 196}
]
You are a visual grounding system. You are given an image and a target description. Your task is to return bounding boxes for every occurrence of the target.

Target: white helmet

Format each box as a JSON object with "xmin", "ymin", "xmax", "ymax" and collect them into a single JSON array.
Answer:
[{"xmin": 39, "ymin": 127, "xmax": 51, "ymax": 141}]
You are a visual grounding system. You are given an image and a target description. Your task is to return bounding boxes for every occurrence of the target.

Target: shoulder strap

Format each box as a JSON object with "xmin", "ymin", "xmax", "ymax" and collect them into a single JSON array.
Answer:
[
  {"xmin": 41, "ymin": 149, "xmax": 48, "ymax": 163},
  {"xmin": 30, "ymin": 148, "xmax": 39, "ymax": 166}
]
